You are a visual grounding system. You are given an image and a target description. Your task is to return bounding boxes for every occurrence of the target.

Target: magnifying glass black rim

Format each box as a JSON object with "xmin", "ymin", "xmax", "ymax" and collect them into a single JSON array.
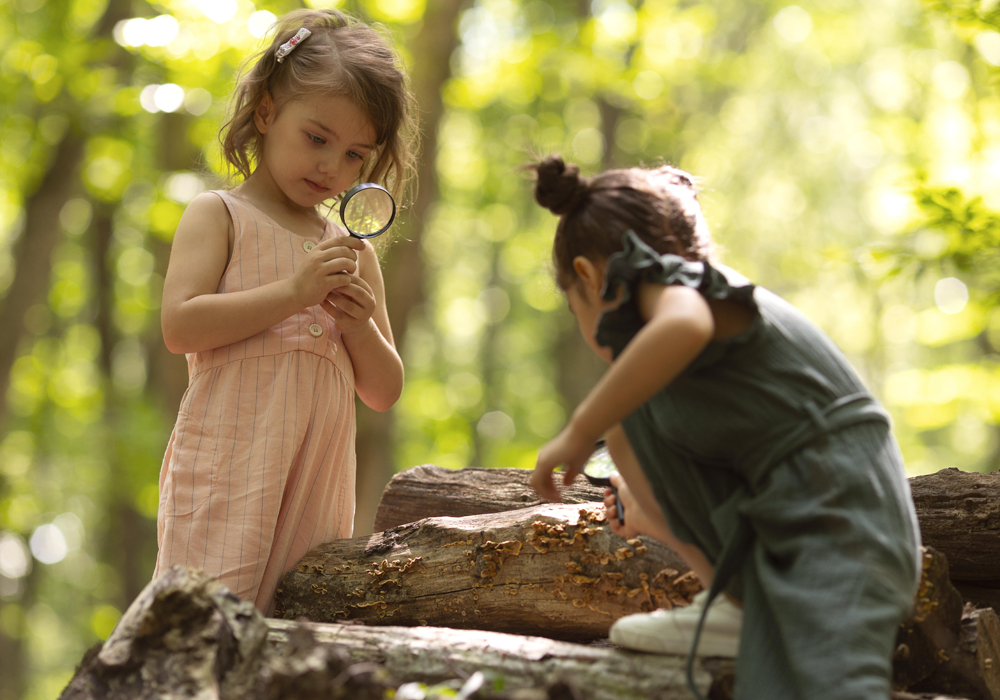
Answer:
[{"xmin": 340, "ymin": 182, "xmax": 396, "ymax": 239}]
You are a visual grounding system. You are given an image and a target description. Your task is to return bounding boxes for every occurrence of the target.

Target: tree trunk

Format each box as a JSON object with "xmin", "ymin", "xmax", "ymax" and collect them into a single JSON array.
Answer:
[
  {"xmin": 909, "ymin": 468, "xmax": 1000, "ymax": 582},
  {"xmin": 61, "ymin": 560, "xmax": 998, "ymax": 700},
  {"xmin": 352, "ymin": 0, "xmax": 471, "ymax": 537},
  {"xmin": 265, "ymin": 618, "xmax": 715, "ymax": 700},
  {"xmin": 374, "ymin": 466, "xmax": 1000, "ymax": 591},
  {"xmin": 374, "ymin": 465, "xmax": 605, "ymax": 531},
  {"xmin": 0, "ymin": 134, "xmax": 83, "ymax": 432},
  {"xmin": 59, "ymin": 566, "xmax": 269, "ymax": 700},
  {"xmin": 894, "ymin": 547, "xmax": 1000, "ymax": 700},
  {"xmin": 275, "ymin": 502, "xmax": 698, "ymax": 640},
  {"xmin": 60, "ymin": 563, "xmax": 717, "ymax": 700}
]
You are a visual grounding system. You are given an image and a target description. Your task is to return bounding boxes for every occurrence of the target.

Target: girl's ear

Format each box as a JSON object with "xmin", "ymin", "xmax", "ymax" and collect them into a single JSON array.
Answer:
[
  {"xmin": 572, "ymin": 256, "xmax": 604, "ymax": 299},
  {"xmin": 254, "ymin": 93, "xmax": 275, "ymax": 134}
]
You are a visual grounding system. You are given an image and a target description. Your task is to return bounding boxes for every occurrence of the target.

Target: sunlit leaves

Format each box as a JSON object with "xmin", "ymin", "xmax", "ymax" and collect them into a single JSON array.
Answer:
[
  {"xmin": 362, "ymin": 0, "xmax": 426, "ymax": 24},
  {"xmin": 83, "ymin": 137, "xmax": 133, "ymax": 202}
]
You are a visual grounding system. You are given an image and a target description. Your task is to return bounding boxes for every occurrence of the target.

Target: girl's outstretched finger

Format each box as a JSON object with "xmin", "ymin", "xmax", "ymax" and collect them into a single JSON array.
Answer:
[
  {"xmin": 531, "ymin": 445, "xmax": 564, "ymax": 503},
  {"xmin": 530, "ymin": 464, "xmax": 560, "ymax": 503}
]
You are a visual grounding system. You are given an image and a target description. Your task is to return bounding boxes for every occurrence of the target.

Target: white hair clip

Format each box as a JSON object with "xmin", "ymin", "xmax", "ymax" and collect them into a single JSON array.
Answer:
[{"xmin": 276, "ymin": 27, "xmax": 311, "ymax": 63}]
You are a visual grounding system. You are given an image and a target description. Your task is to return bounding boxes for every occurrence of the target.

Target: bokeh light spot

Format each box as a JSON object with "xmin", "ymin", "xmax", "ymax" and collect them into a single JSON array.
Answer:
[
  {"xmin": 934, "ymin": 277, "xmax": 968, "ymax": 315},
  {"xmin": 0, "ymin": 533, "xmax": 31, "ymax": 579},
  {"xmin": 29, "ymin": 524, "xmax": 67, "ymax": 565}
]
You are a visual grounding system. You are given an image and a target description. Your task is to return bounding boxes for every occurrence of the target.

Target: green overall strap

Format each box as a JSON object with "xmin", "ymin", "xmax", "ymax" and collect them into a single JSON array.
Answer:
[{"xmin": 684, "ymin": 392, "xmax": 890, "ymax": 700}]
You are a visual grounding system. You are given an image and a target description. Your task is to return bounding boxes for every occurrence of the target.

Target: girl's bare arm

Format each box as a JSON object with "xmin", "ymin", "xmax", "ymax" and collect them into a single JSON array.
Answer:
[
  {"xmin": 572, "ymin": 283, "xmax": 713, "ymax": 443},
  {"xmin": 532, "ymin": 283, "xmax": 714, "ymax": 501},
  {"xmin": 161, "ymin": 193, "xmax": 359, "ymax": 354}
]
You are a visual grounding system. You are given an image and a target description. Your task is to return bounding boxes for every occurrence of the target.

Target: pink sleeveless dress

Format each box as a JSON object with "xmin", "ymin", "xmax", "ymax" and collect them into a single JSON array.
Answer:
[{"xmin": 154, "ymin": 191, "xmax": 357, "ymax": 614}]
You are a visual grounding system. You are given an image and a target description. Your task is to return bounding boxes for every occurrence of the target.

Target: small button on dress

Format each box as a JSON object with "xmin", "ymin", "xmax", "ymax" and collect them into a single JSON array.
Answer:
[
  {"xmin": 303, "ymin": 241, "xmax": 315, "ymax": 252},
  {"xmin": 309, "ymin": 323, "xmax": 323, "ymax": 337}
]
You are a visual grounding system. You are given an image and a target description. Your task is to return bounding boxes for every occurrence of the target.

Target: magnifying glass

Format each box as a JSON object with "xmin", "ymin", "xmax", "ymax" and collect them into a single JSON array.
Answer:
[
  {"xmin": 339, "ymin": 183, "xmax": 396, "ymax": 239},
  {"xmin": 582, "ymin": 439, "xmax": 625, "ymax": 526}
]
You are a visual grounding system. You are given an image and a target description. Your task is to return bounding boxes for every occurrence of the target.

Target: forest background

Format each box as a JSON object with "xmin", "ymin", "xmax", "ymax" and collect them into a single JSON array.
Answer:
[{"xmin": 0, "ymin": 0, "xmax": 998, "ymax": 696}]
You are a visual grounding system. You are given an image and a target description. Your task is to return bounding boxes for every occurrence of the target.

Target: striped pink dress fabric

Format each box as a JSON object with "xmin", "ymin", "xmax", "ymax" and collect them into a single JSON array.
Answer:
[{"xmin": 154, "ymin": 190, "xmax": 357, "ymax": 614}]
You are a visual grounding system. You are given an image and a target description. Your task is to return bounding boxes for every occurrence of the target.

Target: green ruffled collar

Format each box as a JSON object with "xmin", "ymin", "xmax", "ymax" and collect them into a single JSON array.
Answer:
[{"xmin": 595, "ymin": 230, "xmax": 759, "ymax": 365}]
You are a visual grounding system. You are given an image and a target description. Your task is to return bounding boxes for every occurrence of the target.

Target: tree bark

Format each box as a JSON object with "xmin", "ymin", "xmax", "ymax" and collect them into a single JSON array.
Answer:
[
  {"xmin": 275, "ymin": 502, "xmax": 698, "ymax": 640},
  {"xmin": 374, "ymin": 465, "xmax": 606, "ymax": 531},
  {"xmin": 60, "ymin": 563, "xmax": 716, "ymax": 700},
  {"xmin": 894, "ymin": 547, "xmax": 1000, "ymax": 700},
  {"xmin": 265, "ymin": 618, "xmax": 715, "ymax": 700},
  {"xmin": 909, "ymin": 468, "xmax": 1000, "ymax": 582},
  {"xmin": 352, "ymin": 0, "xmax": 471, "ymax": 537},
  {"xmin": 61, "ymin": 561, "xmax": 997, "ymax": 700},
  {"xmin": 0, "ymin": 134, "xmax": 83, "ymax": 432},
  {"xmin": 60, "ymin": 566, "xmax": 268, "ymax": 700},
  {"xmin": 374, "ymin": 466, "xmax": 1000, "ymax": 589}
]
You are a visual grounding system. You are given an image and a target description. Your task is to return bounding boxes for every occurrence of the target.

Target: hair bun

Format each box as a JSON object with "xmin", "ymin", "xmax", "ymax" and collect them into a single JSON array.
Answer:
[
  {"xmin": 534, "ymin": 155, "xmax": 587, "ymax": 216},
  {"xmin": 653, "ymin": 164, "xmax": 697, "ymax": 191}
]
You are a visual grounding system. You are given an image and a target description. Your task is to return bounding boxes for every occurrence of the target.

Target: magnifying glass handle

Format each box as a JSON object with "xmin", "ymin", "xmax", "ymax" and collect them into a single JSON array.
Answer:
[{"xmin": 610, "ymin": 485, "xmax": 625, "ymax": 527}]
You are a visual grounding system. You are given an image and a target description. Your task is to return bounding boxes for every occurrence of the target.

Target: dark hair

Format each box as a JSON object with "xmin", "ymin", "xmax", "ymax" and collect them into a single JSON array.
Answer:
[
  {"xmin": 532, "ymin": 155, "xmax": 714, "ymax": 290},
  {"xmin": 220, "ymin": 9, "xmax": 418, "ymax": 202}
]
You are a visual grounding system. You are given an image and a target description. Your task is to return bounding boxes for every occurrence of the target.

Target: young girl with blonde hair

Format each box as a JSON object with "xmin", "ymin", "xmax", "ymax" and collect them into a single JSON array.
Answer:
[
  {"xmin": 530, "ymin": 155, "xmax": 920, "ymax": 699},
  {"xmin": 154, "ymin": 9, "xmax": 416, "ymax": 613}
]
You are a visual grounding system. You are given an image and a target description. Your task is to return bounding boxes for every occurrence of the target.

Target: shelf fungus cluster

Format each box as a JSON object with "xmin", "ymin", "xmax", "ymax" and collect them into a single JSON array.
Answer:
[{"xmin": 273, "ymin": 502, "xmax": 695, "ymax": 640}]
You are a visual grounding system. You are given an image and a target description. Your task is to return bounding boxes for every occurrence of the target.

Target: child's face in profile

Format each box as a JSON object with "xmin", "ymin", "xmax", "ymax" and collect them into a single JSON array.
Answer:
[
  {"xmin": 255, "ymin": 93, "xmax": 376, "ymax": 208},
  {"xmin": 566, "ymin": 276, "xmax": 615, "ymax": 364}
]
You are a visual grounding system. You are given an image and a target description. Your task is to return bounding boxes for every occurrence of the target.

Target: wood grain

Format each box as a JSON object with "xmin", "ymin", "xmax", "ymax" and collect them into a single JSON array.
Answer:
[
  {"xmin": 276, "ymin": 502, "xmax": 698, "ymax": 640},
  {"xmin": 909, "ymin": 468, "xmax": 1000, "ymax": 583},
  {"xmin": 373, "ymin": 465, "xmax": 607, "ymax": 532}
]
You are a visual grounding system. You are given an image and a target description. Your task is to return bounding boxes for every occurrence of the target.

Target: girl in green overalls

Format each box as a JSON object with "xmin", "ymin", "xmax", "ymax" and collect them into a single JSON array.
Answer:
[{"xmin": 529, "ymin": 155, "xmax": 921, "ymax": 700}]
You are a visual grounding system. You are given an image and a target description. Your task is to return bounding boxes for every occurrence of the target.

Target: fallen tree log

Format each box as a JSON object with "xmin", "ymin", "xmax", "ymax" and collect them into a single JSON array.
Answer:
[
  {"xmin": 892, "ymin": 547, "xmax": 1000, "ymax": 700},
  {"xmin": 909, "ymin": 468, "xmax": 1000, "ymax": 582},
  {"xmin": 373, "ymin": 465, "xmax": 606, "ymax": 531},
  {"xmin": 274, "ymin": 503, "xmax": 699, "ymax": 640},
  {"xmin": 375, "ymin": 466, "xmax": 1000, "ymax": 585},
  {"xmin": 61, "ymin": 563, "xmax": 997, "ymax": 700},
  {"xmin": 265, "ymin": 618, "xmax": 715, "ymax": 700},
  {"xmin": 61, "ymin": 566, "xmax": 271, "ymax": 700}
]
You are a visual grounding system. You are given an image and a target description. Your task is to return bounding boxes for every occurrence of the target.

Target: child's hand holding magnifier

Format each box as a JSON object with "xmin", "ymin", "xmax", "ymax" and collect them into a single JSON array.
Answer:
[
  {"xmin": 320, "ymin": 183, "xmax": 395, "ymax": 333},
  {"xmin": 532, "ymin": 433, "xmax": 625, "ymax": 529}
]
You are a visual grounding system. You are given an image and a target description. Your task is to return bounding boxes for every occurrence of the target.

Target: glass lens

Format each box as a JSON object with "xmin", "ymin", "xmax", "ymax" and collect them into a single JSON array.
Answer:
[
  {"xmin": 583, "ymin": 445, "xmax": 616, "ymax": 479},
  {"xmin": 343, "ymin": 187, "xmax": 394, "ymax": 237}
]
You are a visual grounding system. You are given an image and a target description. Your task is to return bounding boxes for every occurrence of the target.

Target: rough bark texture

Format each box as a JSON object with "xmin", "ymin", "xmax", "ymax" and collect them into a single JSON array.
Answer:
[
  {"xmin": 275, "ymin": 503, "xmax": 698, "ymax": 640},
  {"xmin": 374, "ymin": 466, "xmax": 606, "ymax": 531},
  {"xmin": 376, "ymin": 466, "xmax": 1000, "ymax": 590},
  {"xmin": 909, "ymin": 468, "xmax": 1000, "ymax": 582},
  {"xmin": 893, "ymin": 548, "xmax": 1000, "ymax": 700},
  {"xmin": 58, "ymin": 564, "xmax": 715, "ymax": 700},
  {"xmin": 61, "ymin": 562, "xmax": 997, "ymax": 700},
  {"xmin": 60, "ymin": 566, "xmax": 268, "ymax": 700},
  {"xmin": 266, "ymin": 618, "xmax": 713, "ymax": 700}
]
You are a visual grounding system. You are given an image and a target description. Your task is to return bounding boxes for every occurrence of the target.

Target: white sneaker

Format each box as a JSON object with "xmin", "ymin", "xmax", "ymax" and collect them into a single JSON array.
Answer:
[{"xmin": 609, "ymin": 590, "xmax": 742, "ymax": 657}]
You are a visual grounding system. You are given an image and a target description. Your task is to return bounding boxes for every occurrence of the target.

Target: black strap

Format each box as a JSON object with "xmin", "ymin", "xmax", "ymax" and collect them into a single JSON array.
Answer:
[{"xmin": 685, "ymin": 518, "xmax": 753, "ymax": 699}]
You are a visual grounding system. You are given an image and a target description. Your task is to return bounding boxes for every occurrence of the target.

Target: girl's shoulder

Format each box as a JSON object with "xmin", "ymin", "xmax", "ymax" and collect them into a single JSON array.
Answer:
[{"xmin": 178, "ymin": 190, "xmax": 233, "ymax": 234}]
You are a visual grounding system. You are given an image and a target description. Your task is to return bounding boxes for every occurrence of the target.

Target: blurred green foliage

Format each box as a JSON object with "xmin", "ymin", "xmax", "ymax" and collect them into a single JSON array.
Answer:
[{"xmin": 0, "ymin": 0, "xmax": 998, "ymax": 697}]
